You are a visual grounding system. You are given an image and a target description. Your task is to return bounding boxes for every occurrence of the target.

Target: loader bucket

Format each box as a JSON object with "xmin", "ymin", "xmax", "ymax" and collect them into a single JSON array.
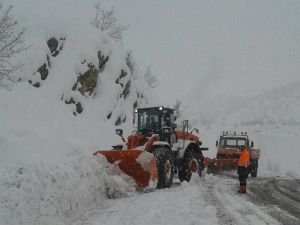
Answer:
[{"xmin": 93, "ymin": 150, "xmax": 158, "ymax": 189}]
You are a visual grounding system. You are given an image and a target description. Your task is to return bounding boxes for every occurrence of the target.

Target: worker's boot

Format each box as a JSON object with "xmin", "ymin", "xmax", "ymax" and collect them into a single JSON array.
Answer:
[
  {"xmin": 238, "ymin": 185, "xmax": 243, "ymax": 193},
  {"xmin": 238, "ymin": 185, "xmax": 246, "ymax": 193}
]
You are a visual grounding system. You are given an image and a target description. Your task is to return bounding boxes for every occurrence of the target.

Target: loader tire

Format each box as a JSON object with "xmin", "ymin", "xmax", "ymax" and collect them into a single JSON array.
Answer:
[
  {"xmin": 153, "ymin": 147, "xmax": 174, "ymax": 189},
  {"xmin": 179, "ymin": 148, "xmax": 202, "ymax": 182}
]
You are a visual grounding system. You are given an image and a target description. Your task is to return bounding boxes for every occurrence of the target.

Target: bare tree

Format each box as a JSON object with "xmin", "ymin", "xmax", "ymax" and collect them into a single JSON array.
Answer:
[
  {"xmin": 91, "ymin": 4, "xmax": 128, "ymax": 41},
  {"xmin": 0, "ymin": 5, "xmax": 26, "ymax": 82}
]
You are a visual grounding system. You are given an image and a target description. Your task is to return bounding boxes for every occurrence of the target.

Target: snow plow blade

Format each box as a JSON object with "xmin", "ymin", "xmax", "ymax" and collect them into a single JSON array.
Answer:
[
  {"xmin": 93, "ymin": 150, "xmax": 158, "ymax": 189},
  {"xmin": 205, "ymin": 158, "xmax": 239, "ymax": 173}
]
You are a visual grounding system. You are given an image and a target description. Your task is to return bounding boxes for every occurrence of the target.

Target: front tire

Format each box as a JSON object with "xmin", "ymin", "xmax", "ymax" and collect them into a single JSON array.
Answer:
[
  {"xmin": 153, "ymin": 147, "xmax": 174, "ymax": 188},
  {"xmin": 178, "ymin": 148, "xmax": 203, "ymax": 182}
]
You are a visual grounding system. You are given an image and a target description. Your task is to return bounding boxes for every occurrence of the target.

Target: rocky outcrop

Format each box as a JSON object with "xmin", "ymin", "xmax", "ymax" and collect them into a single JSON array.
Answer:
[
  {"xmin": 47, "ymin": 37, "xmax": 65, "ymax": 57},
  {"xmin": 65, "ymin": 51, "xmax": 109, "ymax": 116},
  {"xmin": 29, "ymin": 37, "xmax": 65, "ymax": 88},
  {"xmin": 64, "ymin": 97, "xmax": 83, "ymax": 116},
  {"xmin": 72, "ymin": 63, "xmax": 99, "ymax": 97}
]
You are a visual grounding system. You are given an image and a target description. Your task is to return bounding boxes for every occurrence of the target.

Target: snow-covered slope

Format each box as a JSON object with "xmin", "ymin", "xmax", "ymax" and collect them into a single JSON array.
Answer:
[{"xmin": 0, "ymin": 1, "xmax": 152, "ymax": 224}]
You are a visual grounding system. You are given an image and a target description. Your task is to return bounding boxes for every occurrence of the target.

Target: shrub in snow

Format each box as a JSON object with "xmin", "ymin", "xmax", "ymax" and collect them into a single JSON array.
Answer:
[
  {"xmin": 91, "ymin": 4, "xmax": 129, "ymax": 42},
  {"xmin": 0, "ymin": 5, "xmax": 26, "ymax": 83}
]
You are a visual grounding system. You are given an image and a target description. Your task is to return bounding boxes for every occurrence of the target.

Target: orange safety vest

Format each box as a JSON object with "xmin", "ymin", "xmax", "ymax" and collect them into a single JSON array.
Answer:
[{"xmin": 238, "ymin": 148, "xmax": 250, "ymax": 167}]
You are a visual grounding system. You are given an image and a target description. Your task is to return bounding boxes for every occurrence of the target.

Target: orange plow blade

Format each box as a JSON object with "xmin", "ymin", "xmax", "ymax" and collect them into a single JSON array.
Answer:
[
  {"xmin": 94, "ymin": 150, "xmax": 158, "ymax": 189},
  {"xmin": 205, "ymin": 157, "xmax": 239, "ymax": 173}
]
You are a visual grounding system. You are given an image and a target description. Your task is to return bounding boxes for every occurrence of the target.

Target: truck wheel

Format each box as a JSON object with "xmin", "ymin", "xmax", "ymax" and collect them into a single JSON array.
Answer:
[
  {"xmin": 251, "ymin": 160, "xmax": 258, "ymax": 178},
  {"xmin": 178, "ymin": 148, "xmax": 202, "ymax": 182},
  {"xmin": 153, "ymin": 147, "xmax": 174, "ymax": 189}
]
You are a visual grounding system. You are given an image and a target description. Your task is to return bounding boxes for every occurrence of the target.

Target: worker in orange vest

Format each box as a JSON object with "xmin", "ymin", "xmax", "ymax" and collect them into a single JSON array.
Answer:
[{"xmin": 237, "ymin": 144, "xmax": 250, "ymax": 193}]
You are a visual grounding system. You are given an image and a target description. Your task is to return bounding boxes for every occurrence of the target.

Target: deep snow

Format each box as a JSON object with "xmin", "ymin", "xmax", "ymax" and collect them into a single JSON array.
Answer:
[{"xmin": 0, "ymin": 0, "xmax": 300, "ymax": 225}]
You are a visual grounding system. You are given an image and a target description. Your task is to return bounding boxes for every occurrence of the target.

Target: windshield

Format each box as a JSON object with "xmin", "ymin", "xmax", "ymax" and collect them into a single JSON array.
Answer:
[
  {"xmin": 138, "ymin": 111, "xmax": 161, "ymax": 131},
  {"xmin": 219, "ymin": 138, "xmax": 246, "ymax": 148}
]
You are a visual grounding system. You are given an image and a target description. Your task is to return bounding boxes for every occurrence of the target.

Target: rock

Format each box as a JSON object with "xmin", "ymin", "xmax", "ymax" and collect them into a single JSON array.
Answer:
[
  {"xmin": 47, "ymin": 37, "xmax": 65, "ymax": 57},
  {"xmin": 47, "ymin": 38, "xmax": 58, "ymax": 55},
  {"xmin": 74, "ymin": 64, "xmax": 99, "ymax": 96},
  {"xmin": 65, "ymin": 98, "xmax": 83, "ymax": 115},
  {"xmin": 32, "ymin": 82, "xmax": 41, "ymax": 88},
  {"xmin": 75, "ymin": 102, "xmax": 83, "ymax": 114},
  {"xmin": 121, "ymin": 80, "xmax": 131, "ymax": 99},
  {"xmin": 115, "ymin": 116, "xmax": 122, "ymax": 126},
  {"xmin": 115, "ymin": 70, "xmax": 128, "ymax": 87},
  {"xmin": 107, "ymin": 112, "xmax": 112, "ymax": 119},
  {"xmin": 98, "ymin": 51, "xmax": 109, "ymax": 72},
  {"xmin": 37, "ymin": 63, "xmax": 49, "ymax": 80}
]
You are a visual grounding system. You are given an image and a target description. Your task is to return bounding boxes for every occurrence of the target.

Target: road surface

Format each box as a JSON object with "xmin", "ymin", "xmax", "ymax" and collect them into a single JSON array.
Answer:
[{"xmin": 74, "ymin": 174, "xmax": 300, "ymax": 225}]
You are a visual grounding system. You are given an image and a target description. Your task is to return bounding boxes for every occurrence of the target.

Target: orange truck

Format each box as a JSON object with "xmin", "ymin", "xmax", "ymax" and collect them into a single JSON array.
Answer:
[{"xmin": 205, "ymin": 131, "xmax": 260, "ymax": 177}]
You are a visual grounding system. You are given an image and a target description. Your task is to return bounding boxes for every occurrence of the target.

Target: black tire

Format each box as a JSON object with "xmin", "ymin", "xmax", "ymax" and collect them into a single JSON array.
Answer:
[
  {"xmin": 153, "ymin": 146, "xmax": 174, "ymax": 189},
  {"xmin": 250, "ymin": 159, "xmax": 258, "ymax": 178},
  {"xmin": 178, "ymin": 147, "xmax": 203, "ymax": 182}
]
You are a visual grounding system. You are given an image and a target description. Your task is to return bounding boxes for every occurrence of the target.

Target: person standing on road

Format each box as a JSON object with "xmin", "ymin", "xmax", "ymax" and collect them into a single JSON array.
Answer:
[{"xmin": 237, "ymin": 144, "xmax": 250, "ymax": 193}]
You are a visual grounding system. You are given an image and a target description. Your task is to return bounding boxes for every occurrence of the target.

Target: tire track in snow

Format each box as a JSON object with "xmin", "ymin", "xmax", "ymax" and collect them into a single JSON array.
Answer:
[
  {"xmin": 202, "ymin": 176, "xmax": 237, "ymax": 225},
  {"xmin": 248, "ymin": 177, "xmax": 300, "ymax": 225},
  {"xmin": 77, "ymin": 178, "xmax": 218, "ymax": 225},
  {"xmin": 202, "ymin": 175, "xmax": 281, "ymax": 225}
]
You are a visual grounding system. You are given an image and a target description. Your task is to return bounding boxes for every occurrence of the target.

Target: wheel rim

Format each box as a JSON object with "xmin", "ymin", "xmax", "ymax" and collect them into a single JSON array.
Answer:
[
  {"xmin": 164, "ymin": 160, "xmax": 172, "ymax": 179},
  {"xmin": 189, "ymin": 159, "xmax": 198, "ymax": 173}
]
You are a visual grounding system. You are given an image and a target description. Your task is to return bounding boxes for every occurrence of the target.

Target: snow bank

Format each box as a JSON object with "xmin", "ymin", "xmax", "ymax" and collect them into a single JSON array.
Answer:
[{"xmin": 0, "ymin": 153, "xmax": 135, "ymax": 225}]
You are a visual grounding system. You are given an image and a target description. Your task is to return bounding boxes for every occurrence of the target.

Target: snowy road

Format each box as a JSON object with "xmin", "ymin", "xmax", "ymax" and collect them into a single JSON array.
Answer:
[
  {"xmin": 75, "ymin": 175, "xmax": 300, "ymax": 225},
  {"xmin": 248, "ymin": 177, "xmax": 300, "ymax": 225}
]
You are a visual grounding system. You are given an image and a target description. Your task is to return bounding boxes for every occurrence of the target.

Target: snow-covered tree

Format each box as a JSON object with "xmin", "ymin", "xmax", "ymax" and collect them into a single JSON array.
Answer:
[{"xmin": 0, "ymin": 5, "xmax": 26, "ymax": 82}]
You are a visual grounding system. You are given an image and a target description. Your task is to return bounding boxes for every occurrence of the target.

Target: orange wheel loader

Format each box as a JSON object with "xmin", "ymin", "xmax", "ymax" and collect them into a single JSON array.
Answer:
[{"xmin": 94, "ymin": 106, "xmax": 208, "ymax": 189}]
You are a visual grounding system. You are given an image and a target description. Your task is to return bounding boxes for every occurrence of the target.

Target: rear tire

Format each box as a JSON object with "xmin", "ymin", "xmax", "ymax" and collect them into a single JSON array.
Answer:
[
  {"xmin": 178, "ymin": 148, "xmax": 203, "ymax": 182},
  {"xmin": 153, "ymin": 147, "xmax": 174, "ymax": 189}
]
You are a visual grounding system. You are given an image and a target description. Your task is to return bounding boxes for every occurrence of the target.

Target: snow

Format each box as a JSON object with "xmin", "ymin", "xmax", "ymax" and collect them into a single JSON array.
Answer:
[
  {"xmin": 0, "ymin": 1, "xmax": 150, "ymax": 224},
  {"xmin": 87, "ymin": 175, "xmax": 219, "ymax": 225},
  {"xmin": 1, "ymin": 0, "xmax": 300, "ymax": 224}
]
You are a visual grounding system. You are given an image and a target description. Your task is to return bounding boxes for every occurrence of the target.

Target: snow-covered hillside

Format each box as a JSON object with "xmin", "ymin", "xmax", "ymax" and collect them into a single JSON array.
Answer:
[{"xmin": 0, "ymin": 1, "xmax": 152, "ymax": 224}]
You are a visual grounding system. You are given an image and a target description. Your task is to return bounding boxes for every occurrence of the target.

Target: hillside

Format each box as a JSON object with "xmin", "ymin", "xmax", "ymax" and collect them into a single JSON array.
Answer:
[{"xmin": 0, "ymin": 1, "xmax": 152, "ymax": 224}]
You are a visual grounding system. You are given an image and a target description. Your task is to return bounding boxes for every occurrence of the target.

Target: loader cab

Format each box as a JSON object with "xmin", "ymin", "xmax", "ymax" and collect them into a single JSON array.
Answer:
[{"xmin": 136, "ymin": 106, "xmax": 176, "ymax": 142}]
